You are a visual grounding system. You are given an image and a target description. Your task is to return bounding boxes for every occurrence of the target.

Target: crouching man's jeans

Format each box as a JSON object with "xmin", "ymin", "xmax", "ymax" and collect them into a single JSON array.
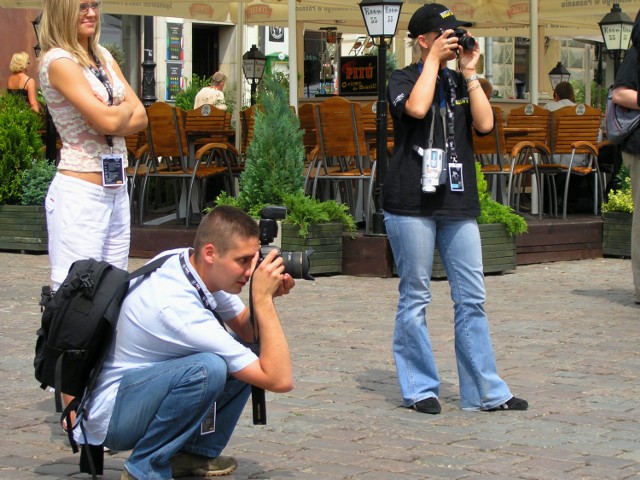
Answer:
[{"xmin": 104, "ymin": 353, "xmax": 250, "ymax": 480}]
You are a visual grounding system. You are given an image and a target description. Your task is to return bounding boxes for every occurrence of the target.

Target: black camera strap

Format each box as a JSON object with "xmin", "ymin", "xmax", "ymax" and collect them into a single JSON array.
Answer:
[
  {"xmin": 180, "ymin": 252, "xmax": 267, "ymax": 426},
  {"xmin": 88, "ymin": 51, "xmax": 114, "ymax": 152},
  {"xmin": 440, "ymin": 68, "xmax": 459, "ymax": 163}
]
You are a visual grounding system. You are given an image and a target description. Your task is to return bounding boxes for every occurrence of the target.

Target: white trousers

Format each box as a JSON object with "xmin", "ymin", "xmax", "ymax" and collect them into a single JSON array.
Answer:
[{"xmin": 45, "ymin": 173, "xmax": 130, "ymax": 289}]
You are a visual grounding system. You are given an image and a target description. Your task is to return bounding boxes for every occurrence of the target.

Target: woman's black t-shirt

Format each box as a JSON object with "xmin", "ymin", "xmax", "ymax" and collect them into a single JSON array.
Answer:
[{"xmin": 384, "ymin": 64, "xmax": 482, "ymax": 218}]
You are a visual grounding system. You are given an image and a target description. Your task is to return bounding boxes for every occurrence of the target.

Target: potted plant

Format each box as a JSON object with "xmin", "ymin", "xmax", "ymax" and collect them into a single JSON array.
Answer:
[
  {"xmin": 431, "ymin": 163, "xmax": 528, "ymax": 278},
  {"xmin": 214, "ymin": 75, "xmax": 355, "ymax": 274},
  {"xmin": 602, "ymin": 165, "xmax": 633, "ymax": 257},
  {"xmin": 0, "ymin": 93, "xmax": 52, "ymax": 252}
]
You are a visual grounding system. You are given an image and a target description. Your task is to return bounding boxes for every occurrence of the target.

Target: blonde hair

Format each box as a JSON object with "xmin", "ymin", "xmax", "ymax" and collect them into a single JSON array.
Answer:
[
  {"xmin": 39, "ymin": 0, "xmax": 104, "ymax": 68},
  {"xmin": 211, "ymin": 71, "xmax": 227, "ymax": 87},
  {"xmin": 9, "ymin": 52, "xmax": 30, "ymax": 73}
]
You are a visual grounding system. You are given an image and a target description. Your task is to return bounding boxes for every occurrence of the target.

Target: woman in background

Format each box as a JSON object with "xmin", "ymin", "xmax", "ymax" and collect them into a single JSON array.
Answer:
[{"xmin": 7, "ymin": 51, "xmax": 40, "ymax": 112}]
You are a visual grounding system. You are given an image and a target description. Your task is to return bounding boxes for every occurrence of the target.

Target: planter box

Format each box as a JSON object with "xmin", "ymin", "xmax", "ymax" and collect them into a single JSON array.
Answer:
[
  {"xmin": 602, "ymin": 211, "xmax": 632, "ymax": 258},
  {"xmin": 0, "ymin": 205, "xmax": 48, "ymax": 252},
  {"xmin": 280, "ymin": 223, "xmax": 343, "ymax": 275},
  {"xmin": 431, "ymin": 223, "xmax": 516, "ymax": 278}
]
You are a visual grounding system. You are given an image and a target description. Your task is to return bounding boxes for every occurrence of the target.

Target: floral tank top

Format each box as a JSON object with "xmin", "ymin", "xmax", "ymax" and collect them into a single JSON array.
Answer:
[{"xmin": 39, "ymin": 45, "xmax": 128, "ymax": 172}]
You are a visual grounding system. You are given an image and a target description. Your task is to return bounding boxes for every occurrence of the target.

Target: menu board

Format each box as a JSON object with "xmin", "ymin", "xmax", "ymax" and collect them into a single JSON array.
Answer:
[
  {"xmin": 166, "ymin": 23, "xmax": 183, "ymax": 61},
  {"xmin": 339, "ymin": 56, "xmax": 377, "ymax": 96},
  {"xmin": 166, "ymin": 62, "xmax": 183, "ymax": 102}
]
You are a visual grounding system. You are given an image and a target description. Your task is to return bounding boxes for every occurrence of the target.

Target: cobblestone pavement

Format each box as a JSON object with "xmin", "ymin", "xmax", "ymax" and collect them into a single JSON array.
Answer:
[{"xmin": 1, "ymin": 252, "xmax": 639, "ymax": 479}]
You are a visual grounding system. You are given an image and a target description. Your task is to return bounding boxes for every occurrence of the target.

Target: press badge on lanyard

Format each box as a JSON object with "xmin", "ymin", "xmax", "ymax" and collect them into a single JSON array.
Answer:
[
  {"xmin": 438, "ymin": 67, "xmax": 466, "ymax": 193},
  {"xmin": 200, "ymin": 402, "xmax": 217, "ymax": 434},
  {"xmin": 101, "ymin": 153, "xmax": 125, "ymax": 186}
]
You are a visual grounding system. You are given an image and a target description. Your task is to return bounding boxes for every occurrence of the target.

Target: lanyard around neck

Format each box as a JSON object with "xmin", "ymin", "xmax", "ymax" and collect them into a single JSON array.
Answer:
[
  {"xmin": 89, "ymin": 51, "xmax": 114, "ymax": 149},
  {"xmin": 179, "ymin": 253, "xmax": 225, "ymax": 329}
]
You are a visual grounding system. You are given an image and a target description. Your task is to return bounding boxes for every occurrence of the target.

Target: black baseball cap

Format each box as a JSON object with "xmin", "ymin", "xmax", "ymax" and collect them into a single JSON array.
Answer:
[{"xmin": 407, "ymin": 3, "xmax": 472, "ymax": 39}]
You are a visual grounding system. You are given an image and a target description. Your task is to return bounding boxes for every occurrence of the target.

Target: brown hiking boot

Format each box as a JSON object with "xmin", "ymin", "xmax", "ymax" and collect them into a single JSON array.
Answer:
[{"xmin": 171, "ymin": 452, "xmax": 238, "ymax": 477}]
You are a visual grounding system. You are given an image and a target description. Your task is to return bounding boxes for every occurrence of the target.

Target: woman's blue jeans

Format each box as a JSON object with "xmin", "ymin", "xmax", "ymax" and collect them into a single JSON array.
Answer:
[
  {"xmin": 104, "ymin": 353, "xmax": 251, "ymax": 480},
  {"xmin": 384, "ymin": 212, "xmax": 512, "ymax": 410}
]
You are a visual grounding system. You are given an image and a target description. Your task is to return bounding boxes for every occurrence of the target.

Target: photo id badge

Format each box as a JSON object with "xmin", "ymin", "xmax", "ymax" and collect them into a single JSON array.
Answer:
[
  {"xmin": 101, "ymin": 154, "xmax": 125, "ymax": 186},
  {"xmin": 448, "ymin": 163, "xmax": 464, "ymax": 192},
  {"xmin": 200, "ymin": 402, "xmax": 216, "ymax": 435}
]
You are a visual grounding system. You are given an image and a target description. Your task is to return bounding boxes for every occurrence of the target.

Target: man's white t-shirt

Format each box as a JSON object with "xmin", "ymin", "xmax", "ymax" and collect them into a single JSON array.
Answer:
[{"xmin": 75, "ymin": 248, "xmax": 256, "ymax": 445}]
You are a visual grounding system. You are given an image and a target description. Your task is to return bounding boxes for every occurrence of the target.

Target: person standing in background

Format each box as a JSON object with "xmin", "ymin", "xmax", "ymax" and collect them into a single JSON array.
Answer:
[
  {"xmin": 194, "ymin": 71, "xmax": 227, "ymax": 110},
  {"xmin": 38, "ymin": 0, "xmax": 147, "ymax": 419},
  {"xmin": 7, "ymin": 51, "xmax": 40, "ymax": 112},
  {"xmin": 611, "ymin": 8, "xmax": 640, "ymax": 305}
]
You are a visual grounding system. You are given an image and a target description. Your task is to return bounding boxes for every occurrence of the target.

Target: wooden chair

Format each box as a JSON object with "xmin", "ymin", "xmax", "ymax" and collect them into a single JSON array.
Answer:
[
  {"xmin": 361, "ymin": 100, "xmax": 394, "ymax": 159},
  {"xmin": 505, "ymin": 103, "xmax": 551, "ymax": 153},
  {"xmin": 312, "ymin": 96, "xmax": 376, "ymax": 233},
  {"xmin": 140, "ymin": 102, "xmax": 230, "ymax": 227},
  {"xmin": 297, "ymin": 103, "xmax": 320, "ymax": 195},
  {"xmin": 124, "ymin": 130, "xmax": 149, "ymax": 224},
  {"xmin": 473, "ymin": 107, "xmax": 539, "ymax": 215},
  {"xmin": 534, "ymin": 104, "xmax": 604, "ymax": 219},
  {"xmin": 239, "ymin": 104, "xmax": 258, "ymax": 159},
  {"xmin": 183, "ymin": 105, "xmax": 238, "ymax": 196}
]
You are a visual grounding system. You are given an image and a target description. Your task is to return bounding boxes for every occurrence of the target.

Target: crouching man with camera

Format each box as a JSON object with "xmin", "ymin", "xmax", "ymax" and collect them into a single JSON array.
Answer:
[{"xmin": 75, "ymin": 206, "xmax": 294, "ymax": 479}]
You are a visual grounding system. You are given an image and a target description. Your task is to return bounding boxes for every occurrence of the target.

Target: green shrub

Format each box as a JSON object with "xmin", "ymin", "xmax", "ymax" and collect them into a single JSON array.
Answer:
[
  {"xmin": 174, "ymin": 74, "xmax": 210, "ymax": 111},
  {"xmin": 0, "ymin": 93, "xmax": 44, "ymax": 204},
  {"xmin": 21, "ymin": 160, "xmax": 56, "ymax": 206},
  {"xmin": 476, "ymin": 162, "xmax": 528, "ymax": 236},
  {"xmin": 236, "ymin": 76, "xmax": 305, "ymax": 212},
  {"xmin": 602, "ymin": 165, "xmax": 633, "ymax": 213}
]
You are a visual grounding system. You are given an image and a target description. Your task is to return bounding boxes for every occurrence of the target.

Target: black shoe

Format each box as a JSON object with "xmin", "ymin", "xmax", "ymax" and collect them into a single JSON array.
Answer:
[
  {"xmin": 486, "ymin": 396, "xmax": 528, "ymax": 412},
  {"xmin": 411, "ymin": 397, "xmax": 441, "ymax": 415}
]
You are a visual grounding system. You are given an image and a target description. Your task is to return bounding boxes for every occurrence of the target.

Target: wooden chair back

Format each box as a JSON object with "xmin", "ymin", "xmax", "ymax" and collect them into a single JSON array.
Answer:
[
  {"xmin": 298, "ymin": 103, "xmax": 318, "ymax": 155},
  {"xmin": 505, "ymin": 103, "xmax": 551, "ymax": 152},
  {"xmin": 548, "ymin": 104, "xmax": 602, "ymax": 156},
  {"xmin": 240, "ymin": 104, "xmax": 258, "ymax": 155},
  {"xmin": 183, "ymin": 104, "xmax": 233, "ymax": 145},
  {"xmin": 145, "ymin": 102, "xmax": 187, "ymax": 169},
  {"xmin": 315, "ymin": 96, "xmax": 368, "ymax": 160},
  {"xmin": 473, "ymin": 106, "xmax": 507, "ymax": 163}
]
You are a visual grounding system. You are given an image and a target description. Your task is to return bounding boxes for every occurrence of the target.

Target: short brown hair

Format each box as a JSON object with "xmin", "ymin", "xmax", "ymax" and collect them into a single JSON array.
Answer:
[
  {"xmin": 193, "ymin": 206, "xmax": 259, "ymax": 258},
  {"xmin": 553, "ymin": 81, "xmax": 575, "ymax": 102}
]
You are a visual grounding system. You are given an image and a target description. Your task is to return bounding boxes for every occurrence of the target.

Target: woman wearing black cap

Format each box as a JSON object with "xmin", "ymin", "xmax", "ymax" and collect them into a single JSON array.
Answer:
[{"xmin": 384, "ymin": 3, "xmax": 528, "ymax": 414}]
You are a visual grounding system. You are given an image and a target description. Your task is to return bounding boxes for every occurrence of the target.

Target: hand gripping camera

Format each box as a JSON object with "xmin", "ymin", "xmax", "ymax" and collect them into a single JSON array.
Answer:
[
  {"xmin": 258, "ymin": 206, "xmax": 314, "ymax": 281},
  {"xmin": 450, "ymin": 28, "xmax": 476, "ymax": 51}
]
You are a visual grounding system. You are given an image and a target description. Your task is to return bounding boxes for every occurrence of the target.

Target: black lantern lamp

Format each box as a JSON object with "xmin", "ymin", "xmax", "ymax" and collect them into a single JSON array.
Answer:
[
  {"xmin": 359, "ymin": 0, "xmax": 403, "ymax": 235},
  {"xmin": 598, "ymin": 3, "xmax": 633, "ymax": 77},
  {"xmin": 548, "ymin": 62, "xmax": 571, "ymax": 91},
  {"xmin": 32, "ymin": 13, "xmax": 41, "ymax": 58},
  {"xmin": 243, "ymin": 44, "xmax": 266, "ymax": 106}
]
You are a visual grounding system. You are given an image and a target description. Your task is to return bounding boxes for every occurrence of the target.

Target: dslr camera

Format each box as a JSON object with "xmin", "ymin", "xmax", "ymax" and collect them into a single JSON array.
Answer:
[
  {"xmin": 258, "ymin": 206, "xmax": 314, "ymax": 281},
  {"xmin": 450, "ymin": 28, "xmax": 476, "ymax": 51}
]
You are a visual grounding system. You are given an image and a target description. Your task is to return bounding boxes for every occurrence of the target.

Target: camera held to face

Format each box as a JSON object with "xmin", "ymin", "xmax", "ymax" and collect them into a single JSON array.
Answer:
[
  {"xmin": 450, "ymin": 28, "xmax": 476, "ymax": 51},
  {"xmin": 258, "ymin": 206, "xmax": 315, "ymax": 281}
]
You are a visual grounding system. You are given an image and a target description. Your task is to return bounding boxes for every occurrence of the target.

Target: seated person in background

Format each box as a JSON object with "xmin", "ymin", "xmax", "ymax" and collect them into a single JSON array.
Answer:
[
  {"xmin": 544, "ymin": 81, "xmax": 575, "ymax": 111},
  {"xmin": 194, "ymin": 71, "xmax": 227, "ymax": 110},
  {"xmin": 479, "ymin": 77, "xmax": 493, "ymax": 100},
  {"xmin": 544, "ymin": 81, "xmax": 590, "ymax": 166},
  {"xmin": 75, "ymin": 206, "xmax": 295, "ymax": 479}
]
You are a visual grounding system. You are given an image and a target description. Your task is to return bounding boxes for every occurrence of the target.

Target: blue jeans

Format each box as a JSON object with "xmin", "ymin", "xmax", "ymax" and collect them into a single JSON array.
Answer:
[
  {"xmin": 104, "ymin": 353, "xmax": 251, "ymax": 480},
  {"xmin": 384, "ymin": 212, "xmax": 512, "ymax": 410}
]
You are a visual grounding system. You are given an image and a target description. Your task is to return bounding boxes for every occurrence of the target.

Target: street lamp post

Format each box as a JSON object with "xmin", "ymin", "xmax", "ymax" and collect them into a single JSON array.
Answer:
[
  {"xmin": 242, "ymin": 44, "xmax": 266, "ymax": 106},
  {"xmin": 141, "ymin": 16, "xmax": 157, "ymax": 107},
  {"xmin": 548, "ymin": 61, "xmax": 571, "ymax": 91},
  {"xmin": 31, "ymin": 14, "xmax": 41, "ymax": 58},
  {"xmin": 359, "ymin": 0, "xmax": 403, "ymax": 235},
  {"xmin": 598, "ymin": 3, "xmax": 633, "ymax": 78}
]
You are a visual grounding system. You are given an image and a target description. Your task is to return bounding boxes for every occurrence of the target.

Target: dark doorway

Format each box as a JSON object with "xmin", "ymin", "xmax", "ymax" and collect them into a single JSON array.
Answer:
[{"xmin": 192, "ymin": 24, "xmax": 220, "ymax": 80}]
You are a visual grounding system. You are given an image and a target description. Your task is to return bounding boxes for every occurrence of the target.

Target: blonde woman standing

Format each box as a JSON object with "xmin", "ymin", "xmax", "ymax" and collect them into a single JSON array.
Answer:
[
  {"xmin": 7, "ymin": 51, "xmax": 39, "ymax": 112},
  {"xmin": 38, "ymin": 0, "xmax": 147, "ymax": 426}
]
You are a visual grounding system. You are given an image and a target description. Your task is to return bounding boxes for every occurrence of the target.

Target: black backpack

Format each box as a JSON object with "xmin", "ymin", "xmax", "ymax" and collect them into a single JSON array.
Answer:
[{"xmin": 34, "ymin": 254, "xmax": 172, "ymax": 477}]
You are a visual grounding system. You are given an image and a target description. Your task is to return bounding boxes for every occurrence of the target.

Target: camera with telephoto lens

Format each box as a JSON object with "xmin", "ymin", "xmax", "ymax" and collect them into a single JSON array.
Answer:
[
  {"xmin": 451, "ymin": 28, "xmax": 476, "ymax": 51},
  {"xmin": 258, "ymin": 206, "xmax": 314, "ymax": 281}
]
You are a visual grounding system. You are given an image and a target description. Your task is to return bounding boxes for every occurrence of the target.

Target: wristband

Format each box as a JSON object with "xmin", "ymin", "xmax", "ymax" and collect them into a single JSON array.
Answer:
[
  {"xmin": 464, "ymin": 74, "xmax": 479, "ymax": 85},
  {"xmin": 467, "ymin": 83, "xmax": 482, "ymax": 94}
]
